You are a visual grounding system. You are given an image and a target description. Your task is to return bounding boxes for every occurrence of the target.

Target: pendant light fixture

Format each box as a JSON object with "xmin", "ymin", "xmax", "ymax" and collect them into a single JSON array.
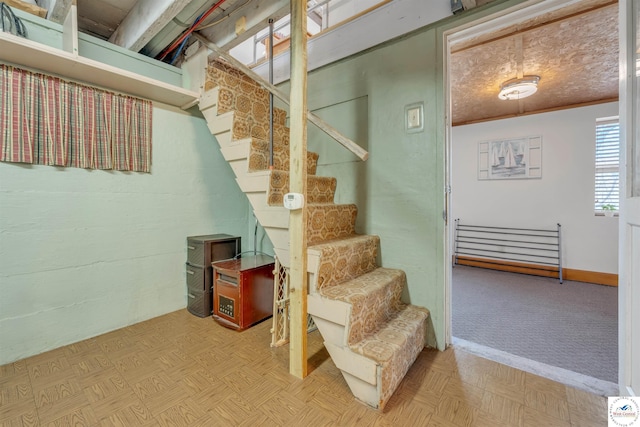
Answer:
[{"xmin": 498, "ymin": 75, "xmax": 540, "ymax": 100}]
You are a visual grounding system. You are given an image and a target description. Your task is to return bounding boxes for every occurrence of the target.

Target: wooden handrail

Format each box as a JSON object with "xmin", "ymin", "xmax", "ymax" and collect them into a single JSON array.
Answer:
[{"xmin": 193, "ymin": 33, "xmax": 368, "ymax": 161}]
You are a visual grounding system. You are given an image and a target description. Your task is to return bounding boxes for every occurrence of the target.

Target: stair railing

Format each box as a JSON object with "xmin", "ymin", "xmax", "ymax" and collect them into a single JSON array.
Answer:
[
  {"xmin": 268, "ymin": 18, "xmax": 275, "ymax": 169},
  {"xmin": 193, "ymin": 33, "xmax": 368, "ymax": 161}
]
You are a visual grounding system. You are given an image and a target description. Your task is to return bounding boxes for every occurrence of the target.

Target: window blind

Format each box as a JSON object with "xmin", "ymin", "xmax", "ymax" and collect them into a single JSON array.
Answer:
[{"xmin": 594, "ymin": 118, "xmax": 620, "ymax": 210}]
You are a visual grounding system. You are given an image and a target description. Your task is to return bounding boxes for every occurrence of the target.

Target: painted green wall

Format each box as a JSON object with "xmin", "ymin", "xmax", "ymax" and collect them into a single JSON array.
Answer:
[
  {"xmin": 0, "ymin": 11, "xmax": 251, "ymax": 364},
  {"xmin": 282, "ymin": 28, "xmax": 445, "ymax": 348},
  {"xmin": 10, "ymin": 8, "xmax": 182, "ymax": 86},
  {"xmin": 3, "ymin": 0, "xmax": 526, "ymax": 357},
  {"xmin": 280, "ymin": 0, "xmax": 525, "ymax": 349}
]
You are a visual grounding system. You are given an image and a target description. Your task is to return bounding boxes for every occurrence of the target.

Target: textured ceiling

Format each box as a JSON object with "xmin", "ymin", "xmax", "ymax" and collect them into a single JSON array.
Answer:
[{"xmin": 450, "ymin": 1, "xmax": 619, "ymax": 126}]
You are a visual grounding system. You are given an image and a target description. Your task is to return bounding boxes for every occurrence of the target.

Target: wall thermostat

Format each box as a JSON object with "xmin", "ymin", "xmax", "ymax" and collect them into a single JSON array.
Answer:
[{"xmin": 283, "ymin": 193, "xmax": 304, "ymax": 210}]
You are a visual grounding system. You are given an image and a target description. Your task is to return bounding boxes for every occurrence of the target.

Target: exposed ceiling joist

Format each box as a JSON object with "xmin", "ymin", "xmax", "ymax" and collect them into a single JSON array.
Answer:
[
  {"xmin": 140, "ymin": 0, "xmax": 216, "ymax": 58},
  {"xmin": 18, "ymin": 0, "xmax": 616, "ymax": 127},
  {"xmin": 108, "ymin": 0, "xmax": 193, "ymax": 51},
  {"xmin": 308, "ymin": 9, "xmax": 322, "ymax": 27},
  {"xmin": 44, "ymin": 0, "xmax": 73, "ymax": 24},
  {"xmin": 198, "ymin": 0, "xmax": 289, "ymax": 51}
]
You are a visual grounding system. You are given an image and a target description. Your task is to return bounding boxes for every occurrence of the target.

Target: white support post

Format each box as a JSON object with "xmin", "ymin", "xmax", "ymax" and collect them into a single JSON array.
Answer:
[{"xmin": 62, "ymin": 0, "xmax": 78, "ymax": 56}]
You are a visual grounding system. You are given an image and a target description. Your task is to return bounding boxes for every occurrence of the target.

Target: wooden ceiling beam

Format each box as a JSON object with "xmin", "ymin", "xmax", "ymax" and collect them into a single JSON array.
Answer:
[{"xmin": 108, "ymin": 0, "xmax": 193, "ymax": 52}]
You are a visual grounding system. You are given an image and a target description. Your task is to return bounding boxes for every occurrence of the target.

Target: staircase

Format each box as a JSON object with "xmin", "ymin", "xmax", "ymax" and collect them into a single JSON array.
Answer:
[{"xmin": 198, "ymin": 59, "xmax": 430, "ymax": 410}]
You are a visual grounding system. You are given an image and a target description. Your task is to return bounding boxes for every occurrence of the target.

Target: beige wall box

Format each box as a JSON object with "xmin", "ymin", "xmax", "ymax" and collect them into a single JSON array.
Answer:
[{"xmin": 405, "ymin": 102, "xmax": 424, "ymax": 133}]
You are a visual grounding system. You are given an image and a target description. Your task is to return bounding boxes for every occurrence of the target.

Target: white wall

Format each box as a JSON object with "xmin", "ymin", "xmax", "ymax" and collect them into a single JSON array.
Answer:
[
  {"xmin": 253, "ymin": 0, "xmax": 451, "ymax": 84},
  {"xmin": 452, "ymin": 102, "xmax": 619, "ymax": 274},
  {"xmin": 0, "ymin": 105, "xmax": 250, "ymax": 364}
]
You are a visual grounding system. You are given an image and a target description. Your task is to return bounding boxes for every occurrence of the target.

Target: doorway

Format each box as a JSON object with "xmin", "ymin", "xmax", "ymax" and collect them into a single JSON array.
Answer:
[{"xmin": 443, "ymin": 0, "xmax": 619, "ymax": 395}]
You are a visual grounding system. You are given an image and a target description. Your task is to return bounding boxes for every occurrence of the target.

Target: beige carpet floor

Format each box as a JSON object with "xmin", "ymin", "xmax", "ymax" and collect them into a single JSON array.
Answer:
[{"xmin": 452, "ymin": 265, "xmax": 618, "ymax": 383}]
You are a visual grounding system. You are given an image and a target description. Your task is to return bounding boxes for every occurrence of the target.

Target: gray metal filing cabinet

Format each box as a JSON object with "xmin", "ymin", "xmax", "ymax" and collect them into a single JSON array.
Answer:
[{"xmin": 186, "ymin": 234, "xmax": 240, "ymax": 317}]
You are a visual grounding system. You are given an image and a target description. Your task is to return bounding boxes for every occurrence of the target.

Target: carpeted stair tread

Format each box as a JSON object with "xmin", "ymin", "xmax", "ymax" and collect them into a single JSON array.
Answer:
[
  {"xmin": 268, "ymin": 170, "xmax": 335, "ymax": 205},
  {"xmin": 307, "ymin": 204, "xmax": 358, "ymax": 246},
  {"xmin": 350, "ymin": 304, "xmax": 429, "ymax": 363},
  {"xmin": 310, "ymin": 235, "xmax": 380, "ymax": 290},
  {"xmin": 205, "ymin": 63, "xmax": 290, "ymax": 142},
  {"xmin": 319, "ymin": 267, "xmax": 406, "ymax": 345},
  {"xmin": 351, "ymin": 304, "xmax": 429, "ymax": 407},
  {"xmin": 206, "ymin": 59, "xmax": 287, "ymax": 125},
  {"xmin": 250, "ymin": 141, "xmax": 319, "ymax": 174}
]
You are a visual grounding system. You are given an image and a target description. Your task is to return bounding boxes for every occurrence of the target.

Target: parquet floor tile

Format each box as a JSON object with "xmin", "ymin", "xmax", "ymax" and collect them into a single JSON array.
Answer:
[
  {"xmin": 523, "ymin": 405, "xmax": 572, "ymax": 427},
  {"xmin": 155, "ymin": 397, "xmax": 208, "ymax": 426},
  {"xmin": 97, "ymin": 399, "xmax": 157, "ymax": 426},
  {"xmin": 0, "ymin": 399, "xmax": 40, "ymax": 426},
  {"xmin": 211, "ymin": 392, "xmax": 257, "ymax": 425},
  {"xmin": 44, "ymin": 405, "xmax": 97, "ymax": 427},
  {"xmin": 0, "ymin": 374, "xmax": 33, "ymax": 407},
  {"xmin": 480, "ymin": 392, "xmax": 524, "ymax": 426},
  {"xmin": 0, "ymin": 309, "xmax": 610, "ymax": 426}
]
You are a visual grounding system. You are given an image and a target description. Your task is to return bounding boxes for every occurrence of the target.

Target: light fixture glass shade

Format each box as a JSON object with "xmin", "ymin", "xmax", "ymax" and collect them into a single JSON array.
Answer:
[{"xmin": 498, "ymin": 76, "xmax": 540, "ymax": 100}]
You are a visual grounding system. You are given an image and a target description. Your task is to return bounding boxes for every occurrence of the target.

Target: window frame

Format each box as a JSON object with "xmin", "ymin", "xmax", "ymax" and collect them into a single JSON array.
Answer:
[{"xmin": 594, "ymin": 116, "xmax": 620, "ymax": 215}]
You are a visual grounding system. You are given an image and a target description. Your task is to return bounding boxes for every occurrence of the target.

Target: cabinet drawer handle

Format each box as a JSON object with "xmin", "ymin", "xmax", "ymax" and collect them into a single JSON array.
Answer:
[
  {"xmin": 186, "ymin": 270, "xmax": 195, "ymax": 275},
  {"xmin": 218, "ymin": 273, "xmax": 237, "ymax": 285},
  {"xmin": 218, "ymin": 280, "xmax": 238, "ymax": 287},
  {"xmin": 188, "ymin": 246, "xmax": 195, "ymax": 250},
  {"xmin": 188, "ymin": 293, "xmax": 196, "ymax": 299}
]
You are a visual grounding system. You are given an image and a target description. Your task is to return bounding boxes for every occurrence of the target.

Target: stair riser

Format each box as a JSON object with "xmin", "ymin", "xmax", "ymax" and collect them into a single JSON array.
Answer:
[
  {"xmin": 341, "ymin": 371, "xmax": 382, "ymax": 410},
  {"xmin": 308, "ymin": 294, "xmax": 349, "ymax": 326},
  {"xmin": 229, "ymin": 160, "xmax": 249, "ymax": 179},
  {"xmin": 246, "ymin": 192, "xmax": 268, "ymax": 208},
  {"xmin": 213, "ymin": 130, "xmax": 232, "ymax": 146},
  {"xmin": 208, "ymin": 111, "xmax": 234, "ymax": 138},
  {"xmin": 220, "ymin": 140, "xmax": 250, "ymax": 162},
  {"xmin": 254, "ymin": 208, "xmax": 288, "ymax": 229},
  {"xmin": 201, "ymin": 105, "xmax": 218, "ymax": 125},
  {"xmin": 236, "ymin": 174, "xmax": 270, "ymax": 193},
  {"xmin": 263, "ymin": 227, "xmax": 289, "ymax": 249},
  {"xmin": 200, "ymin": 88, "xmax": 218, "ymax": 110},
  {"xmin": 325, "ymin": 342, "xmax": 377, "ymax": 386},
  {"xmin": 312, "ymin": 317, "xmax": 347, "ymax": 349}
]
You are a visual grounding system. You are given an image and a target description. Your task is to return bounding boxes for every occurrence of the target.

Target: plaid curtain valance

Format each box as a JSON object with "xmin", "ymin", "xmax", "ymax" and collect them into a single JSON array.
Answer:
[{"xmin": 0, "ymin": 64, "xmax": 152, "ymax": 172}]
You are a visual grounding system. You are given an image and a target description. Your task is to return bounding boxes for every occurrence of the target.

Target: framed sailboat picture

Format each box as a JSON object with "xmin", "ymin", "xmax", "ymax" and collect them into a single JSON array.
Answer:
[{"xmin": 478, "ymin": 135, "xmax": 542, "ymax": 180}]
